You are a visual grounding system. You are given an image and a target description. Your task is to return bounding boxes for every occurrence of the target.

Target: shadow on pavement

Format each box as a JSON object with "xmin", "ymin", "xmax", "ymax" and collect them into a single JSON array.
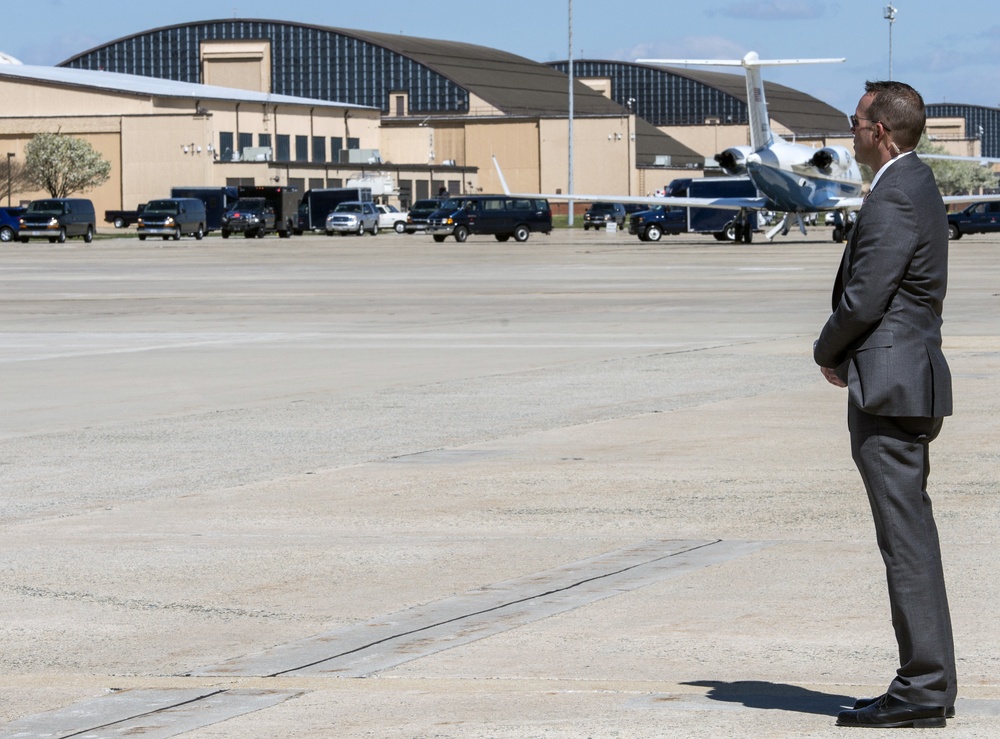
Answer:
[{"xmin": 682, "ymin": 680, "xmax": 856, "ymax": 716}]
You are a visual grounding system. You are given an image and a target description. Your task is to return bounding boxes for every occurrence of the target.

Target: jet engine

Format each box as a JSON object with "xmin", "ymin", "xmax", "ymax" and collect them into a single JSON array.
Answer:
[
  {"xmin": 809, "ymin": 146, "xmax": 853, "ymax": 173},
  {"xmin": 714, "ymin": 146, "xmax": 754, "ymax": 176}
]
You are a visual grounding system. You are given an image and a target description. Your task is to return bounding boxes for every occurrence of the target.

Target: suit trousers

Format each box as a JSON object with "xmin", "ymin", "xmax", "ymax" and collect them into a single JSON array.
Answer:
[{"xmin": 848, "ymin": 403, "xmax": 957, "ymax": 707}]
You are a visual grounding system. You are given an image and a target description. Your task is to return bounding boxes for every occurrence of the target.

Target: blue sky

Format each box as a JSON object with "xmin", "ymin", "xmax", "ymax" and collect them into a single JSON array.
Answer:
[{"xmin": 6, "ymin": 0, "xmax": 1000, "ymax": 115}]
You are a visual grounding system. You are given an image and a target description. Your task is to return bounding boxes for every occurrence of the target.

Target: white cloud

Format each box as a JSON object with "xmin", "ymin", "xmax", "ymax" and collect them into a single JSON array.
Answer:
[{"xmin": 613, "ymin": 36, "xmax": 749, "ymax": 64}]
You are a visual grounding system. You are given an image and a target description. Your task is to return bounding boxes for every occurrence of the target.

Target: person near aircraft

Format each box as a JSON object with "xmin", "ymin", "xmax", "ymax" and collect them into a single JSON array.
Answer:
[{"xmin": 814, "ymin": 80, "xmax": 956, "ymax": 730}]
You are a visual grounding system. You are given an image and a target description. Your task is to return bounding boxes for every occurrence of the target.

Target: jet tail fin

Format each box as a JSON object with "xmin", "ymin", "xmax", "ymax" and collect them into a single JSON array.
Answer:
[
  {"xmin": 636, "ymin": 52, "xmax": 844, "ymax": 151},
  {"xmin": 492, "ymin": 155, "xmax": 512, "ymax": 195}
]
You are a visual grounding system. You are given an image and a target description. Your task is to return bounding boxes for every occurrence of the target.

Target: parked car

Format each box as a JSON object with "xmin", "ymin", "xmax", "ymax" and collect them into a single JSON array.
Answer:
[
  {"xmin": 947, "ymin": 201, "xmax": 1000, "ymax": 240},
  {"xmin": 325, "ymin": 201, "xmax": 380, "ymax": 235},
  {"xmin": 0, "ymin": 206, "xmax": 25, "ymax": 243},
  {"xmin": 583, "ymin": 202, "xmax": 626, "ymax": 230},
  {"xmin": 404, "ymin": 198, "xmax": 444, "ymax": 233},
  {"xmin": 376, "ymin": 204, "xmax": 408, "ymax": 233},
  {"xmin": 295, "ymin": 187, "xmax": 372, "ymax": 234},
  {"xmin": 427, "ymin": 195, "xmax": 552, "ymax": 242},
  {"xmin": 18, "ymin": 198, "xmax": 96, "ymax": 243},
  {"xmin": 137, "ymin": 198, "xmax": 207, "ymax": 241}
]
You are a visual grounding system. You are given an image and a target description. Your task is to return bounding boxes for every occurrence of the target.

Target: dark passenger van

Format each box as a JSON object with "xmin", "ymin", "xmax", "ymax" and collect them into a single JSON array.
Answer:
[
  {"xmin": 137, "ymin": 198, "xmax": 208, "ymax": 240},
  {"xmin": 18, "ymin": 198, "xmax": 96, "ymax": 243},
  {"xmin": 427, "ymin": 195, "xmax": 552, "ymax": 242}
]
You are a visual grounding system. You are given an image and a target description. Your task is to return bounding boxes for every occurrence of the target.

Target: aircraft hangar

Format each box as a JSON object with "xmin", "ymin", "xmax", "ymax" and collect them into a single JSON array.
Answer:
[
  {"xmin": 2, "ymin": 18, "xmax": 892, "ymax": 212},
  {"xmin": 55, "ymin": 19, "xmax": 855, "ymax": 200},
  {"xmin": 56, "ymin": 19, "xmax": 703, "ymax": 203}
]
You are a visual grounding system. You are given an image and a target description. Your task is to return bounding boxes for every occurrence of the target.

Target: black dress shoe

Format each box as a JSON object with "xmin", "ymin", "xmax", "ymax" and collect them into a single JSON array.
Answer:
[
  {"xmin": 853, "ymin": 694, "xmax": 955, "ymax": 719},
  {"xmin": 837, "ymin": 694, "xmax": 946, "ymax": 728}
]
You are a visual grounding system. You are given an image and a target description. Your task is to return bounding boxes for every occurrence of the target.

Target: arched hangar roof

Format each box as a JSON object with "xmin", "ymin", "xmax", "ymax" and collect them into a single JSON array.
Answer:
[
  {"xmin": 59, "ymin": 19, "xmax": 626, "ymax": 118},
  {"xmin": 549, "ymin": 60, "xmax": 850, "ymax": 136},
  {"xmin": 926, "ymin": 102, "xmax": 1000, "ymax": 158}
]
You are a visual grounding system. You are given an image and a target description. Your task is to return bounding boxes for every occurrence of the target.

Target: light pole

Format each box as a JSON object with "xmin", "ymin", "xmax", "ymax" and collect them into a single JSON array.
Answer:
[
  {"xmin": 626, "ymin": 97, "xmax": 635, "ymax": 197},
  {"xmin": 567, "ymin": 0, "xmax": 574, "ymax": 227},
  {"xmin": 6, "ymin": 152, "xmax": 14, "ymax": 207},
  {"xmin": 884, "ymin": 4, "xmax": 897, "ymax": 80}
]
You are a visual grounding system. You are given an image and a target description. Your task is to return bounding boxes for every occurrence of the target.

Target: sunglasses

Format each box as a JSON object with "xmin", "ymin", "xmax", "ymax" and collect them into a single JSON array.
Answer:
[{"xmin": 850, "ymin": 114, "xmax": 892, "ymax": 132}]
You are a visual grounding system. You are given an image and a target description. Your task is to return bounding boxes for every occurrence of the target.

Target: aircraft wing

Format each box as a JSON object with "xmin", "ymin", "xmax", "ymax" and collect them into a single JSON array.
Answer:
[
  {"xmin": 942, "ymin": 193, "xmax": 1000, "ymax": 206},
  {"xmin": 492, "ymin": 156, "xmax": 772, "ymax": 209},
  {"xmin": 814, "ymin": 196, "xmax": 865, "ymax": 211},
  {"xmin": 918, "ymin": 153, "xmax": 1000, "ymax": 165},
  {"xmin": 502, "ymin": 191, "xmax": 770, "ymax": 211},
  {"xmin": 492, "ymin": 156, "xmax": 854, "ymax": 214}
]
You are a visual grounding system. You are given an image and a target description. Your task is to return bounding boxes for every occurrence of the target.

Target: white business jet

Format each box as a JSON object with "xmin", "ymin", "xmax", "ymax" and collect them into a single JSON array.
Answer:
[{"xmin": 494, "ymin": 52, "xmax": 997, "ymax": 243}]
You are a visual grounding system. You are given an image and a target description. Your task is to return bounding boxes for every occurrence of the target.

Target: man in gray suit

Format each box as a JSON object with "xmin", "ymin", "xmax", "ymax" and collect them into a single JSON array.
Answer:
[{"xmin": 814, "ymin": 80, "xmax": 956, "ymax": 729}]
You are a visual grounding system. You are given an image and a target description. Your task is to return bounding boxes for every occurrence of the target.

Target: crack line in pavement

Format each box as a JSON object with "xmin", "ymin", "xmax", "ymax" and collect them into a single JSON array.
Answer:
[
  {"xmin": 189, "ymin": 538, "xmax": 771, "ymax": 679},
  {"xmin": 55, "ymin": 689, "xmax": 227, "ymax": 739},
  {"xmin": 268, "ymin": 539, "xmax": 724, "ymax": 677}
]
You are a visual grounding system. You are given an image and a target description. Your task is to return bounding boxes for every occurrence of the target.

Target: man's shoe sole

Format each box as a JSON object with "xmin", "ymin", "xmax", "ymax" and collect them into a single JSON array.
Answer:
[{"xmin": 837, "ymin": 715, "xmax": 947, "ymax": 728}]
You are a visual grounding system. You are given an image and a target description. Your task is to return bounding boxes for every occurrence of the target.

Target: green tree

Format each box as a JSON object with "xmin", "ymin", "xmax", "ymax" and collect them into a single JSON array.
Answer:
[
  {"xmin": 917, "ymin": 134, "xmax": 997, "ymax": 196},
  {"xmin": 24, "ymin": 132, "xmax": 111, "ymax": 198}
]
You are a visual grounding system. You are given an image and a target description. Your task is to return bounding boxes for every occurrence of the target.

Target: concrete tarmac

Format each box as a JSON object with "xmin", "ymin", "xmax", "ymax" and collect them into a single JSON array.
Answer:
[{"xmin": 1, "ymin": 226, "xmax": 999, "ymax": 737}]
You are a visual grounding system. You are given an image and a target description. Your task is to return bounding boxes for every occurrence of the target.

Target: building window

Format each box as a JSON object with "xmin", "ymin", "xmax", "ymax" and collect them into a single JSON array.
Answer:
[
  {"xmin": 238, "ymin": 132, "xmax": 253, "ymax": 157},
  {"xmin": 347, "ymin": 137, "xmax": 360, "ymax": 150},
  {"xmin": 312, "ymin": 136, "xmax": 326, "ymax": 163},
  {"xmin": 219, "ymin": 131, "xmax": 235, "ymax": 161},
  {"xmin": 276, "ymin": 134, "xmax": 291, "ymax": 161},
  {"xmin": 308, "ymin": 177, "xmax": 324, "ymax": 190},
  {"xmin": 295, "ymin": 135, "xmax": 308, "ymax": 162},
  {"xmin": 258, "ymin": 133, "xmax": 272, "ymax": 149}
]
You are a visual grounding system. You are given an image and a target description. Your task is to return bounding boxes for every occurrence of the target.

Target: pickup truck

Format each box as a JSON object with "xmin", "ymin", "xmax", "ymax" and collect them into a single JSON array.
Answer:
[
  {"xmin": 376, "ymin": 204, "xmax": 408, "ymax": 233},
  {"xmin": 947, "ymin": 201, "xmax": 1000, "ymax": 240},
  {"xmin": 628, "ymin": 204, "xmax": 687, "ymax": 241},
  {"xmin": 104, "ymin": 203, "xmax": 146, "ymax": 228}
]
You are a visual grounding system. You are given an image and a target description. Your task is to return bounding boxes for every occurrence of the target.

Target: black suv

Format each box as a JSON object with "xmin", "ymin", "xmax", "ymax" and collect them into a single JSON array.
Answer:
[
  {"xmin": 220, "ymin": 198, "xmax": 276, "ymax": 239},
  {"xmin": 583, "ymin": 202, "xmax": 626, "ymax": 230},
  {"xmin": 404, "ymin": 198, "xmax": 444, "ymax": 234}
]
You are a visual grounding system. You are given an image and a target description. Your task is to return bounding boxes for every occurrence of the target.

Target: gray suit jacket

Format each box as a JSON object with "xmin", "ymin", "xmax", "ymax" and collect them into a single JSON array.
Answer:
[{"xmin": 814, "ymin": 153, "xmax": 953, "ymax": 418}]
